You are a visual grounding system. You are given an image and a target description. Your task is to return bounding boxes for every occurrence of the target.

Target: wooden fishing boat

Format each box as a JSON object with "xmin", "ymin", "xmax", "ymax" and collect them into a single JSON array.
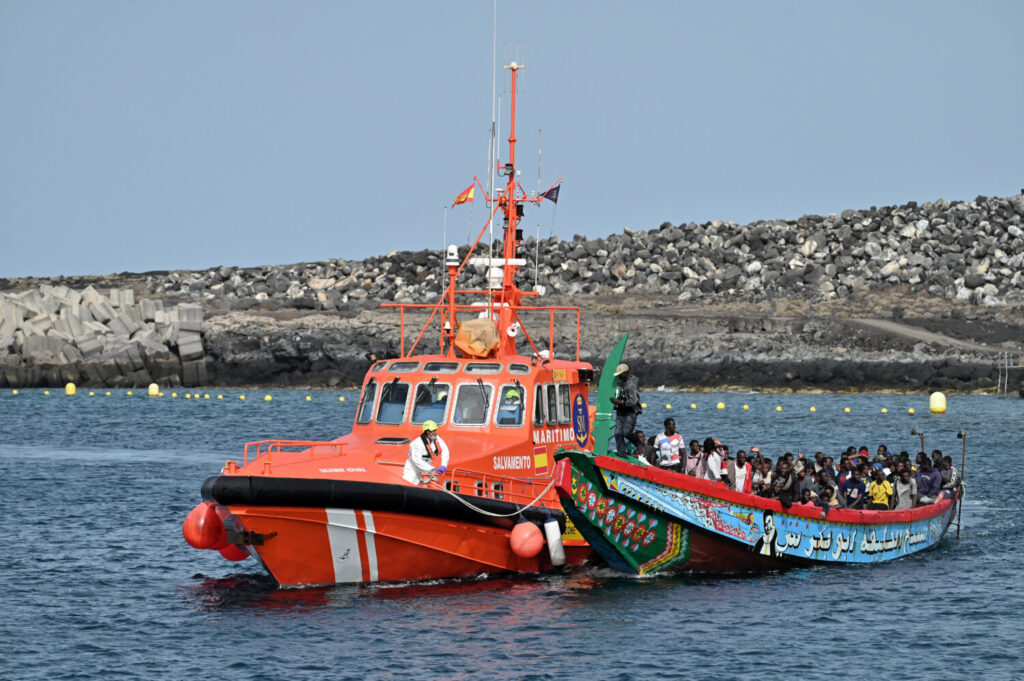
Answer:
[
  {"xmin": 553, "ymin": 336, "xmax": 964, "ymax": 575},
  {"xmin": 182, "ymin": 61, "xmax": 596, "ymax": 586}
]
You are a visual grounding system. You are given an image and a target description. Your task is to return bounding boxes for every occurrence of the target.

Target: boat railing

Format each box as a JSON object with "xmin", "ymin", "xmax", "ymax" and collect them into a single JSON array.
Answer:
[
  {"xmin": 444, "ymin": 468, "xmax": 559, "ymax": 510},
  {"xmin": 381, "ymin": 301, "xmax": 582, "ymax": 361},
  {"xmin": 241, "ymin": 440, "xmax": 345, "ymax": 466}
]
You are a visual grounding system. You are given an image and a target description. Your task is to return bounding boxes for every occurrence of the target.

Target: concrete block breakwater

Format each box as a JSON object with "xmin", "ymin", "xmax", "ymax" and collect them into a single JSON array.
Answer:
[
  {"xmin": 0, "ymin": 285, "xmax": 206, "ymax": 388},
  {"xmin": 134, "ymin": 193, "xmax": 1024, "ymax": 309}
]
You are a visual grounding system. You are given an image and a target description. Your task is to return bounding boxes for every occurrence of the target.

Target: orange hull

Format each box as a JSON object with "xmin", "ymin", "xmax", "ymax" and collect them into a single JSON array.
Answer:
[{"xmin": 226, "ymin": 504, "xmax": 590, "ymax": 586}]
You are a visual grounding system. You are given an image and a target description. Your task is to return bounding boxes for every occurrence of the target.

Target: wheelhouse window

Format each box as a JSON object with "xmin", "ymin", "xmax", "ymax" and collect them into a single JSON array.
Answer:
[
  {"xmin": 556, "ymin": 383, "xmax": 572, "ymax": 425},
  {"xmin": 508, "ymin": 363, "xmax": 531, "ymax": 374},
  {"xmin": 465, "ymin": 362, "xmax": 502, "ymax": 374},
  {"xmin": 545, "ymin": 384, "xmax": 558, "ymax": 425},
  {"xmin": 424, "ymin": 361, "xmax": 459, "ymax": 373},
  {"xmin": 411, "ymin": 382, "xmax": 451, "ymax": 425},
  {"xmin": 533, "ymin": 384, "xmax": 545, "ymax": 426},
  {"xmin": 495, "ymin": 384, "xmax": 525, "ymax": 426},
  {"xmin": 356, "ymin": 380, "xmax": 377, "ymax": 424},
  {"xmin": 451, "ymin": 383, "xmax": 493, "ymax": 426},
  {"xmin": 389, "ymin": 361, "xmax": 420, "ymax": 373},
  {"xmin": 376, "ymin": 380, "xmax": 410, "ymax": 424},
  {"xmin": 371, "ymin": 361, "xmax": 387, "ymax": 372}
]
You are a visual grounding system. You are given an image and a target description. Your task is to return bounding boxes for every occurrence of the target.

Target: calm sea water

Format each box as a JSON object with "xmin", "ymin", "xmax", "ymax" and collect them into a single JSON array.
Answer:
[{"xmin": 1, "ymin": 388, "xmax": 1021, "ymax": 681}]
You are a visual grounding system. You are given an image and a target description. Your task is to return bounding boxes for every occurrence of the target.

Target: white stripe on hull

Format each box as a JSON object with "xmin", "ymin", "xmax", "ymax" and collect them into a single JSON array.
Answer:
[
  {"xmin": 362, "ymin": 511, "xmax": 379, "ymax": 581},
  {"xmin": 324, "ymin": 509, "xmax": 378, "ymax": 583},
  {"xmin": 325, "ymin": 509, "xmax": 363, "ymax": 583}
]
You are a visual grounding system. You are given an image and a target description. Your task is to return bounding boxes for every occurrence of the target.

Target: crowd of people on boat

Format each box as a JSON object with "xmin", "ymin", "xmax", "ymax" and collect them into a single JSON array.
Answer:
[{"xmin": 623, "ymin": 418, "xmax": 961, "ymax": 511}]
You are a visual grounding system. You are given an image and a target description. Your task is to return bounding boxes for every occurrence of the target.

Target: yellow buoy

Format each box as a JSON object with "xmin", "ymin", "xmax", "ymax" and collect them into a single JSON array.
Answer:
[
  {"xmin": 240, "ymin": 395, "xmax": 246, "ymax": 401},
  {"xmin": 89, "ymin": 391, "xmax": 95, "ymax": 396},
  {"xmin": 305, "ymin": 395, "xmax": 312, "ymax": 402},
  {"xmin": 742, "ymin": 404, "xmax": 749, "ymax": 410},
  {"xmin": 126, "ymin": 391, "xmax": 133, "ymax": 396},
  {"xmin": 185, "ymin": 393, "xmax": 191, "ymax": 399},
  {"xmin": 641, "ymin": 402, "xmax": 647, "ymax": 408},
  {"xmin": 881, "ymin": 408, "xmax": 888, "ymax": 413},
  {"xmin": 844, "ymin": 407, "xmax": 851, "ymax": 413},
  {"xmin": 264, "ymin": 395, "xmax": 272, "ymax": 402},
  {"xmin": 204, "ymin": 394, "xmax": 210, "ymax": 399},
  {"xmin": 929, "ymin": 391, "xmax": 946, "ymax": 414},
  {"xmin": 908, "ymin": 407, "xmax": 915, "ymax": 414},
  {"xmin": 65, "ymin": 382, "xmax": 76, "ymax": 396},
  {"xmin": 147, "ymin": 383, "xmax": 159, "ymax": 397},
  {"xmin": 776, "ymin": 406, "xmax": 782, "ymax": 412},
  {"xmin": 810, "ymin": 406, "xmax": 816, "ymax": 412},
  {"xmin": 105, "ymin": 391, "xmax": 111, "ymax": 396},
  {"xmin": 690, "ymin": 403, "xmax": 697, "ymax": 409},
  {"xmin": 172, "ymin": 392, "xmax": 178, "ymax": 398},
  {"xmin": 665, "ymin": 404, "xmax": 671, "ymax": 409},
  {"xmin": 44, "ymin": 390, "xmax": 50, "ymax": 396},
  {"xmin": 158, "ymin": 392, "xmax": 164, "ymax": 397},
  {"xmin": 11, "ymin": 389, "xmax": 17, "ymax": 395},
  {"xmin": 716, "ymin": 402, "xmax": 725, "ymax": 410},
  {"xmin": 217, "ymin": 394, "xmax": 223, "ymax": 400},
  {"xmin": 339, "ymin": 396, "xmax": 346, "ymax": 402}
]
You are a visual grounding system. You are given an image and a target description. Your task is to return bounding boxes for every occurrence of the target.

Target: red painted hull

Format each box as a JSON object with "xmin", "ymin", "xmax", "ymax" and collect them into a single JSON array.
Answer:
[{"xmin": 226, "ymin": 504, "xmax": 591, "ymax": 586}]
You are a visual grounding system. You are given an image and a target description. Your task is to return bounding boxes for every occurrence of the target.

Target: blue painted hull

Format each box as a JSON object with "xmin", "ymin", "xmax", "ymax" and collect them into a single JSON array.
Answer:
[{"xmin": 559, "ymin": 453, "xmax": 961, "ymax": 572}]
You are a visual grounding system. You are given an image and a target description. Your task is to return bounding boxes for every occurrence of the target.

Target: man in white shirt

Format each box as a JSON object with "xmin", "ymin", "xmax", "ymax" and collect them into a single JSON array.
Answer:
[{"xmin": 654, "ymin": 418, "xmax": 684, "ymax": 472}]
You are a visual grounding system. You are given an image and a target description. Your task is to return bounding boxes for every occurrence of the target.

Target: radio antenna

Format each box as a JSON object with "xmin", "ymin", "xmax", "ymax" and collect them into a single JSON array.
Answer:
[{"xmin": 535, "ymin": 129, "xmax": 542, "ymax": 288}]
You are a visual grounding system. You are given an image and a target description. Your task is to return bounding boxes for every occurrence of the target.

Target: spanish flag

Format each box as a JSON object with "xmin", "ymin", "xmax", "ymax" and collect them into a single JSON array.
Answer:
[
  {"xmin": 452, "ymin": 184, "xmax": 475, "ymax": 207},
  {"xmin": 534, "ymin": 446, "xmax": 549, "ymax": 475}
]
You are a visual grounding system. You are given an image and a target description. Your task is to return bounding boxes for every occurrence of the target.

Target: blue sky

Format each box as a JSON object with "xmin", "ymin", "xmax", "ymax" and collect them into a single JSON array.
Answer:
[{"xmin": 2, "ymin": 1, "xmax": 1021, "ymax": 278}]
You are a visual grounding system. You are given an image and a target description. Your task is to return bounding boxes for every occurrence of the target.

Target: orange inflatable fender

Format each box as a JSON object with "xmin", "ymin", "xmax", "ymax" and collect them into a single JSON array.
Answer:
[
  {"xmin": 509, "ymin": 519, "xmax": 544, "ymax": 558},
  {"xmin": 182, "ymin": 501, "xmax": 226, "ymax": 550},
  {"xmin": 219, "ymin": 544, "xmax": 249, "ymax": 561}
]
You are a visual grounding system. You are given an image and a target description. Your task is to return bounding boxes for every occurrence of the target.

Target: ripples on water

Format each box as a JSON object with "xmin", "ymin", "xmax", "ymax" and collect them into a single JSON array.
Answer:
[{"xmin": 1, "ymin": 390, "xmax": 1021, "ymax": 680}]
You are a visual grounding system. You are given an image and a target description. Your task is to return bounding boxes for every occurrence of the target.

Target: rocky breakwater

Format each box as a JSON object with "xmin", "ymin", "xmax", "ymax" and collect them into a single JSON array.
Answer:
[
  {"xmin": 0, "ymin": 285, "xmax": 208, "ymax": 388},
  {"xmin": 131, "ymin": 193, "xmax": 1024, "ymax": 308},
  {"xmin": 4, "ymin": 192, "xmax": 1022, "ymax": 391}
]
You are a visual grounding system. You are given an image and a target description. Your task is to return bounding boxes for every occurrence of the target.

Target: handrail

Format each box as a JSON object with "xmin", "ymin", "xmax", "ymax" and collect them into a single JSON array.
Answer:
[
  {"xmin": 381, "ymin": 301, "xmax": 583, "ymax": 361},
  {"xmin": 443, "ymin": 468, "xmax": 558, "ymax": 510},
  {"xmin": 241, "ymin": 439, "xmax": 345, "ymax": 466}
]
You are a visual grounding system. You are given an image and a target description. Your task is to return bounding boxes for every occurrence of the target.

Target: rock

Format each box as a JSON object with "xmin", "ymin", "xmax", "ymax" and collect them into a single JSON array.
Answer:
[
  {"xmin": 799, "ymin": 232, "xmax": 826, "ymax": 258},
  {"xmin": 964, "ymin": 273, "xmax": 986, "ymax": 289},
  {"xmin": 879, "ymin": 262, "xmax": 900, "ymax": 278}
]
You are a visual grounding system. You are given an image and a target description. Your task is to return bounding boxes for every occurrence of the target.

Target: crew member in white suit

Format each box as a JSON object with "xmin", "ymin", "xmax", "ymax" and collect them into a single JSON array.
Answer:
[{"xmin": 403, "ymin": 420, "xmax": 450, "ymax": 485}]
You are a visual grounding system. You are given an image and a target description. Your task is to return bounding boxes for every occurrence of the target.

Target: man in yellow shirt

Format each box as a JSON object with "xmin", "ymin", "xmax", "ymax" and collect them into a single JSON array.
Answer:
[{"xmin": 867, "ymin": 468, "xmax": 893, "ymax": 510}]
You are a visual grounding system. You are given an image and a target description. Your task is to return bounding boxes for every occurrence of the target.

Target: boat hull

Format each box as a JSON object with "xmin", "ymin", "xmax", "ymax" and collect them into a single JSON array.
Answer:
[
  {"xmin": 555, "ymin": 450, "xmax": 960, "ymax": 575},
  {"xmin": 204, "ymin": 476, "xmax": 591, "ymax": 585}
]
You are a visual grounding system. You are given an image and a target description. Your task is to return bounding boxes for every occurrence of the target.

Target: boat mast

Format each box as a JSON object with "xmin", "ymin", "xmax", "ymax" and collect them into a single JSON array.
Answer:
[{"xmin": 495, "ymin": 61, "xmax": 526, "ymax": 355}]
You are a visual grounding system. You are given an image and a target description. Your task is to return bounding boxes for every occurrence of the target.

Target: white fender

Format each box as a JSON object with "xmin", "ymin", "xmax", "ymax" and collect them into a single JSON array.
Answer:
[{"xmin": 544, "ymin": 519, "xmax": 566, "ymax": 567}]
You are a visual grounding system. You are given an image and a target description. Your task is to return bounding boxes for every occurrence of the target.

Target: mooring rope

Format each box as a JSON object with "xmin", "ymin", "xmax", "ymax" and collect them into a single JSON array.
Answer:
[{"xmin": 426, "ymin": 476, "xmax": 556, "ymax": 518}]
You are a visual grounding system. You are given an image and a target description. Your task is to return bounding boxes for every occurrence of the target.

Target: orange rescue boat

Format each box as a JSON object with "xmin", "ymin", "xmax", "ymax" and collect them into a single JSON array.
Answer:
[{"xmin": 183, "ymin": 61, "xmax": 596, "ymax": 585}]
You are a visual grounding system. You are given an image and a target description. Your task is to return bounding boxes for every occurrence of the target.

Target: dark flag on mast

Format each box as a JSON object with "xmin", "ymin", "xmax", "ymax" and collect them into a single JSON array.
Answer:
[{"xmin": 540, "ymin": 184, "xmax": 560, "ymax": 204}]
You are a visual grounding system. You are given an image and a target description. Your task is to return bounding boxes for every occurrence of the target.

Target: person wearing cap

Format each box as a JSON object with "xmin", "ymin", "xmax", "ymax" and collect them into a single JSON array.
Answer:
[
  {"xmin": 403, "ymin": 420, "xmax": 450, "ymax": 485},
  {"xmin": 497, "ymin": 388, "xmax": 524, "ymax": 425},
  {"xmin": 609, "ymin": 363, "xmax": 642, "ymax": 455}
]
